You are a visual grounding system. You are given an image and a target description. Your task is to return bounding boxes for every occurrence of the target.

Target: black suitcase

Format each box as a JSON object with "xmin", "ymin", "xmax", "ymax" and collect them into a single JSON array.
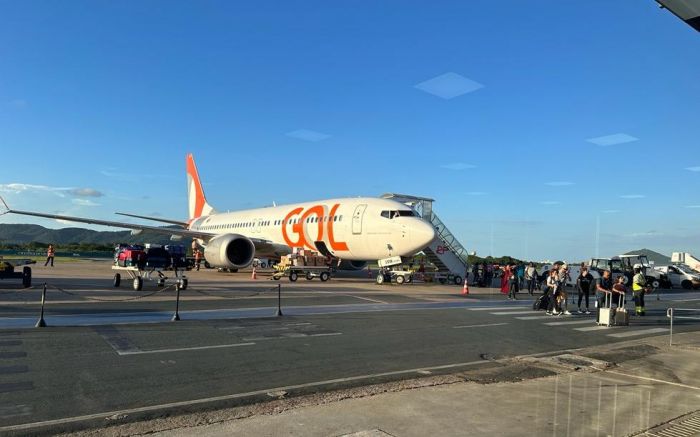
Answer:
[{"xmin": 533, "ymin": 293, "xmax": 549, "ymax": 310}]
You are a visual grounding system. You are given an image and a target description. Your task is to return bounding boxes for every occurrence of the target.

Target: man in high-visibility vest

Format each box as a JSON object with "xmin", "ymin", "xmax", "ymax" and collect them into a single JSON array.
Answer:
[{"xmin": 632, "ymin": 265, "xmax": 648, "ymax": 316}]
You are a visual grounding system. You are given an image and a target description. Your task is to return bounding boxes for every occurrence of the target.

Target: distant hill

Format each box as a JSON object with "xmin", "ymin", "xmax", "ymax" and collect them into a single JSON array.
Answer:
[
  {"xmin": 0, "ymin": 224, "xmax": 187, "ymax": 246},
  {"xmin": 622, "ymin": 248, "xmax": 671, "ymax": 265}
]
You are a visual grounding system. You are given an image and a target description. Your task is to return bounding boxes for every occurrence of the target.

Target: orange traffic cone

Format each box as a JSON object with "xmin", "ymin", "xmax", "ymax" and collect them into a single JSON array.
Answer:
[
  {"xmin": 251, "ymin": 267, "xmax": 257, "ymax": 280},
  {"xmin": 461, "ymin": 278, "xmax": 469, "ymax": 296}
]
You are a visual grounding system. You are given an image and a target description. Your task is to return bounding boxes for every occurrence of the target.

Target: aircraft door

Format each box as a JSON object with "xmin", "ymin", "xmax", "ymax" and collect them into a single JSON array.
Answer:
[{"xmin": 352, "ymin": 204, "xmax": 367, "ymax": 235}]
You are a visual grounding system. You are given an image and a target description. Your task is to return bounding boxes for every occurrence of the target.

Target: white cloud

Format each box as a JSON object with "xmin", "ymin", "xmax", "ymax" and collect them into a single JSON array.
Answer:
[
  {"xmin": 71, "ymin": 198, "xmax": 100, "ymax": 207},
  {"xmin": 0, "ymin": 183, "xmax": 104, "ymax": 198},
  {"xmin": 540, "ymin": 201, "xmax": 562, "ymax": 205},
  {"xmin": 545, "ymin": 181, "xmax": 574, "ymax": 187},
  {"xmin": 619, "ymin": 194, "xmax": 645, "ymax": 199},
  {"xmin": 414, "ymin": 72, "xmax": 484, "ymax": 99},
  {"xmin": 685, "ymin": 166, "xmax": 700, "ymax": 172},
  {"xmin": 586, "ymin": 133, "xmax": 639, "ymax": 146},
  {"xmin": 285, "ymin": 129, "xmax": 331, "ymax": 142},
  {"xmin": 441, "ymin": 162, "xmax": 476, "ymax": 170}
]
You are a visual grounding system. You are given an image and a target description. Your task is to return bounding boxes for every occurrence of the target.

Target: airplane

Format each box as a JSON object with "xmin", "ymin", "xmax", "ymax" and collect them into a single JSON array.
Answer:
[{"xmin": 0, "ymin": 154, "xmax": 437, "ymax": 271}]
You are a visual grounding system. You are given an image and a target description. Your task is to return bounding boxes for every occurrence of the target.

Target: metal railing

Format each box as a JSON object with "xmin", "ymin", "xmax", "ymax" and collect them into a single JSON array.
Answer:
[{"xmin": 666, "ymin": 307, "xmax": 700, "ymax": 346}]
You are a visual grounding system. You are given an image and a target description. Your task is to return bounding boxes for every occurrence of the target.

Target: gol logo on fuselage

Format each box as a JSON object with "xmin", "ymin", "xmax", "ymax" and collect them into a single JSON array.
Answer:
[{"xmin": 281, "ymin": 203, "xmax": 349, "ymax": 251}]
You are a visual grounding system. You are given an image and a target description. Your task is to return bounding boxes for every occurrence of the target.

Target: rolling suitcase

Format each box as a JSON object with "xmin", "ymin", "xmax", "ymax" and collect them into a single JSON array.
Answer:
[
  {"xmin": 614, "ymin": 294, "xmax": 629, "ymax": 326},
  {"xmin": 532, "ymin": 293, "xmax": 549, "ymax": 311},
  {"xmin": 597, "ymin": 292, "xmax": 615, "ymax": 326}
]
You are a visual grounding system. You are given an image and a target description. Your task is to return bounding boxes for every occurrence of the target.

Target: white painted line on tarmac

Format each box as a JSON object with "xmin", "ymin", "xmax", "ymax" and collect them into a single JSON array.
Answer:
[
  {"xmin": 606, "ymin": 328, "xmax": 668, "ymax": 338},
  {"xmin": 117, "ymin": 342, "xmax": 255, "ymax": 356},
  {"xmin": 516, "ymin": 316, "xmax": 553, "ymax": 320},
  {"xmin": 468, "ymin": 306, "xmax": 528, "ymax": 311},
  {"xmin": 452, "ymin": 323, "xmax": 509, "ymax": 329},
  {"xmin": 606, "ymin": 370, "xmax": 700, "ymax": 391},
  {"xmin": 575, "ymin": 326, "xmax": 612, "ymax": 332},
  {"xmin": 309, "ymin": 332, "xmax": 343, "ymax": 337},
  {"xmin": 345, "ymin": 295, "xmax": 389, "ymax": 304},
  {"xmin": 490, "ymin": 311, "xmax": 537, "ymax": 315},
  {"xmin": 544, "ymin": 320, "xmax": 594, "ymax": 326}
]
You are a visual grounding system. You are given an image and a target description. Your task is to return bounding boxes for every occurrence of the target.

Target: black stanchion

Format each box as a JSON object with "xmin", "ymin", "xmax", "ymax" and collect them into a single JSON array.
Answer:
[
  {"xmin": 275, "ymin": 284, "xmax": 283, "ymax": 317},
  {"xmin": 172, "ymin": 283, "xmax": 181, "ymax": 321},
  {"xmin": 35, "ymin": 283, "xmax": 47, "ymax": 328}
]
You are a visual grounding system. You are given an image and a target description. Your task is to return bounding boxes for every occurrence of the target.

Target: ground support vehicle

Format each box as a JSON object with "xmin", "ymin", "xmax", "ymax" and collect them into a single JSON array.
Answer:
[
  {"xmin": 111, "ymin": 265, "xmax": 188, "ymax": 291},
  {"xmin": 271, "ymin": 250, "xmax": 332, "ymax": 282},
  {"xmin": 589, "ymin": 255, "xmax": 665, "ymax": 289},
  {"xmin": 0, "ymin": 261, "xmax": 31, "ymax": 288},
  {"xmin": 654, "ymin": 264, "xmax": 700, "ymax": 289},
  {"xmin": 272, "ymin": 265, "xmax": 331, "ymax": 282},
  {"xmin": 420, "ymin": 271, "xmax": 462, "ymax": 285},
  {"xmin": 376, "ymin": 267, "xmax": 414, "ymax": 285}
]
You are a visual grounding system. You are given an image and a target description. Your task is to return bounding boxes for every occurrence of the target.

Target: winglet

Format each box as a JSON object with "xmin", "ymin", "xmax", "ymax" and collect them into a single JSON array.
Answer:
[
  {"xmin": 186, "ymin": 153, "xmax": 216, "ymax": 220},
  {"xmin": 0, "ymin": 196, "xmax": 10, "ymax": 216}
]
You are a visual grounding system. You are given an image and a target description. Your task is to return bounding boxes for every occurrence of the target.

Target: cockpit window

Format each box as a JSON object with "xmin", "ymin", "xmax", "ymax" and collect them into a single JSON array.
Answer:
[{"xmin": 381, "ymin": 210, "xmax": 415, "ymax": 219}]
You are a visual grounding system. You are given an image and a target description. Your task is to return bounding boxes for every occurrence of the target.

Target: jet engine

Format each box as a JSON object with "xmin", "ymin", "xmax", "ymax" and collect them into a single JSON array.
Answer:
[
  {"xmin": 204, "ymin": 234, "xmax": 255, "ymax": 269},
  {"xmin": 337, "ymin": 260, "xmax": 368, "ymax": 271}
]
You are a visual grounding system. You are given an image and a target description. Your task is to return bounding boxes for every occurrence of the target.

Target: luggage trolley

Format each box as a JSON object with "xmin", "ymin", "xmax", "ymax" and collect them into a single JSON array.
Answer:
[
  {"xmin": 112, "ymin": 265, "xmax": 188, "ymax": 291},
  {"xmin": 112, "ymin": 244, "xmax": 189, "ymax": 291}
]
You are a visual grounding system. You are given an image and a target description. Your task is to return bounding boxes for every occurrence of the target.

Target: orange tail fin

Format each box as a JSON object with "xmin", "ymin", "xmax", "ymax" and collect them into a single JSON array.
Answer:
[{"xmin": 186, "ymin": 153, "xmax": 216, "ymax": 220}]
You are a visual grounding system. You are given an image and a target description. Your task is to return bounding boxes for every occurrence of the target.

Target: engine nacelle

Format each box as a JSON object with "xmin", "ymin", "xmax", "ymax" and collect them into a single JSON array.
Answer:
[
  {"xmin": 337, "ymin": 260, "xmax": 368, "ymax": 271},
  {"xmin": 204, "ymin": 234, "xmax": 255, "ymax": 269}
]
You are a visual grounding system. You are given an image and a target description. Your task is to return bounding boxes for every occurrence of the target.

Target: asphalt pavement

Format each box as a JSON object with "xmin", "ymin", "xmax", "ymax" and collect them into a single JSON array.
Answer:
[{"xmin": 0, "ymin": 261, "xmax": 698, "ymax": 435}]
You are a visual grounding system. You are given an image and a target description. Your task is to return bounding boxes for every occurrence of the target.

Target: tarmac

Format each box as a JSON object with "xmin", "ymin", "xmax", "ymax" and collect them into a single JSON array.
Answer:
[{"xmin": 0, "ymin": 260, "xmax": 698, "ymax": 436}]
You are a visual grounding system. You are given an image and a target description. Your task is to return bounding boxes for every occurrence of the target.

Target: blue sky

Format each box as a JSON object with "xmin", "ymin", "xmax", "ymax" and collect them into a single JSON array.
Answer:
[{"xmin": 1, "ymin": 1, "xmax": 699, "ymax": 261}]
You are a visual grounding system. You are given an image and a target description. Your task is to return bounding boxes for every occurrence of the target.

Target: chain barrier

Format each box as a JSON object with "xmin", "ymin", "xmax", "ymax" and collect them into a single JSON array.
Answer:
[
  {"xmin": 46, "ymin": 283, "xmax": 177, "ymax": 302},
  {"xmin": 189, "ymin": 285, "xmax": 280, "ymax": 300}
]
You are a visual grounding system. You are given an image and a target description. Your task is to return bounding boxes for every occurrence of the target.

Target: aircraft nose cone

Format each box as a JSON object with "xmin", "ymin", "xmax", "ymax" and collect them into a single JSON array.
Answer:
[{"xmin": 412, "ymin": 220, "xmax": 437, "ymax": 250}]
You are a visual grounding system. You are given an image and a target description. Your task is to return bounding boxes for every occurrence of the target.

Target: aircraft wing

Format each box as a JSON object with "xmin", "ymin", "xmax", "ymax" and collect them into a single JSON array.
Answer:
[
  {"xmin": 115, "ymin": 212, "xmax": 189, "ymax": 227},
  {"xmin": 6, "ymin": 207, "xmax": 216, "ymax": 240},
  {"xmin": 658, "ymin": 0, "xmax": 700, "ymax": 31},
  {"xmin": 0, "ymin": 197, "xmax": 282, "ymax": 252}
]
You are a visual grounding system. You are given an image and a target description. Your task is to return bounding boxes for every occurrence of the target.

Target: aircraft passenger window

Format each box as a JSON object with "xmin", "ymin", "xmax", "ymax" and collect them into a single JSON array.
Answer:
[{"xmin": 333, "ymin": 216, "xmax": 337, "ymax": 222}]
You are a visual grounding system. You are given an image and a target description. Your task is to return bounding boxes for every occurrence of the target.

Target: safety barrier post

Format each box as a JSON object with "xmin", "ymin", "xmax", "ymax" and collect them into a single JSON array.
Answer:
[
  {"xmin": 172, "ymin": 284, "xmax": 181, "ymax": 321},
  {"xmin": 666, "ymin": 308, "xmax": 674, "ymax": 346},
  {"xmin": 275, "ymin": 284, "xmax": 283, "ymax": 317},
  {"xmin": 35, "ymin": 283, "xmax": 47, "ymax": 328}
]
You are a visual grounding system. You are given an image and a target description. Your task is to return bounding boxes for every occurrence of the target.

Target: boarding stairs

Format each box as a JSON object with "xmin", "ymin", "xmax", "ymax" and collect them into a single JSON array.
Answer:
[{"xmin": 381, "ymin": 193, "xmax": 469, "ymax": 278}]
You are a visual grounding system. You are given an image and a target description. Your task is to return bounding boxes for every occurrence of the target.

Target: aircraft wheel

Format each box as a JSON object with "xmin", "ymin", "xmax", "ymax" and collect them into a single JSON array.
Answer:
[
  {"xmin": 289, "ymin": 271, "xmax": 298, "ymax": 282},
  {"xmin": 113, "ymin": 273, "xmax": 121, "ymax": 287},
  {"xmin": 133, "ymin": 277, "xmax": 143, "ymax": 291}
]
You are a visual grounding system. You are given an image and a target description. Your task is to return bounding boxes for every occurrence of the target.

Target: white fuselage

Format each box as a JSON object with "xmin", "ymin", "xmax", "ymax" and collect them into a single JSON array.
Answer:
[{"xmin": 188, "ymin": 197, "xmax": 436, "ymax": 261}]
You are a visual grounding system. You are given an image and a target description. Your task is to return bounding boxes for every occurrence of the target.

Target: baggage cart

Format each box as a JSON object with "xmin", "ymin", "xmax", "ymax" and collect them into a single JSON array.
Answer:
[
  {"xmin": 271, "ymin": 265, "xmax": 331, "ymax": 282},
  {"xmin": 111, "ymin": 265, "xmax": 188, "ymax": 291}
]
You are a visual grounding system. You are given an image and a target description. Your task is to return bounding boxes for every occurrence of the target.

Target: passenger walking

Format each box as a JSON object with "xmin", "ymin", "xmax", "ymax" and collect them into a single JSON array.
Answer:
[
  {"xmin": 595, "ymin": 270, "xmax": 613, "ymax": 323},
  {"xmin": 500, "ymin": 265, "xmax": 510, "ymax": 294},
  {"xmin": 576, "ymin": 267, "xmax": 594, "ymax": 314},
  {"xmin": 525, "ymin": 263, "xmax": 538, "ymax": 296},
  {"xmin": 44, "ymin": 244, "xmax": 55, "ymax": 267},
  {"xmin": 632, "ymin": 266, "xmax": 648, "ymax": 316},
  {"xmin": 508, "ymin": 264, "xmax": 519, "ymax": 300},
  {"xmin": 557, "ymin": 265, "xmax": 572, "ymax": 315},
  {"xmin": 546, "ymin": 270, "xmax": 560, "ymax": 315}
]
